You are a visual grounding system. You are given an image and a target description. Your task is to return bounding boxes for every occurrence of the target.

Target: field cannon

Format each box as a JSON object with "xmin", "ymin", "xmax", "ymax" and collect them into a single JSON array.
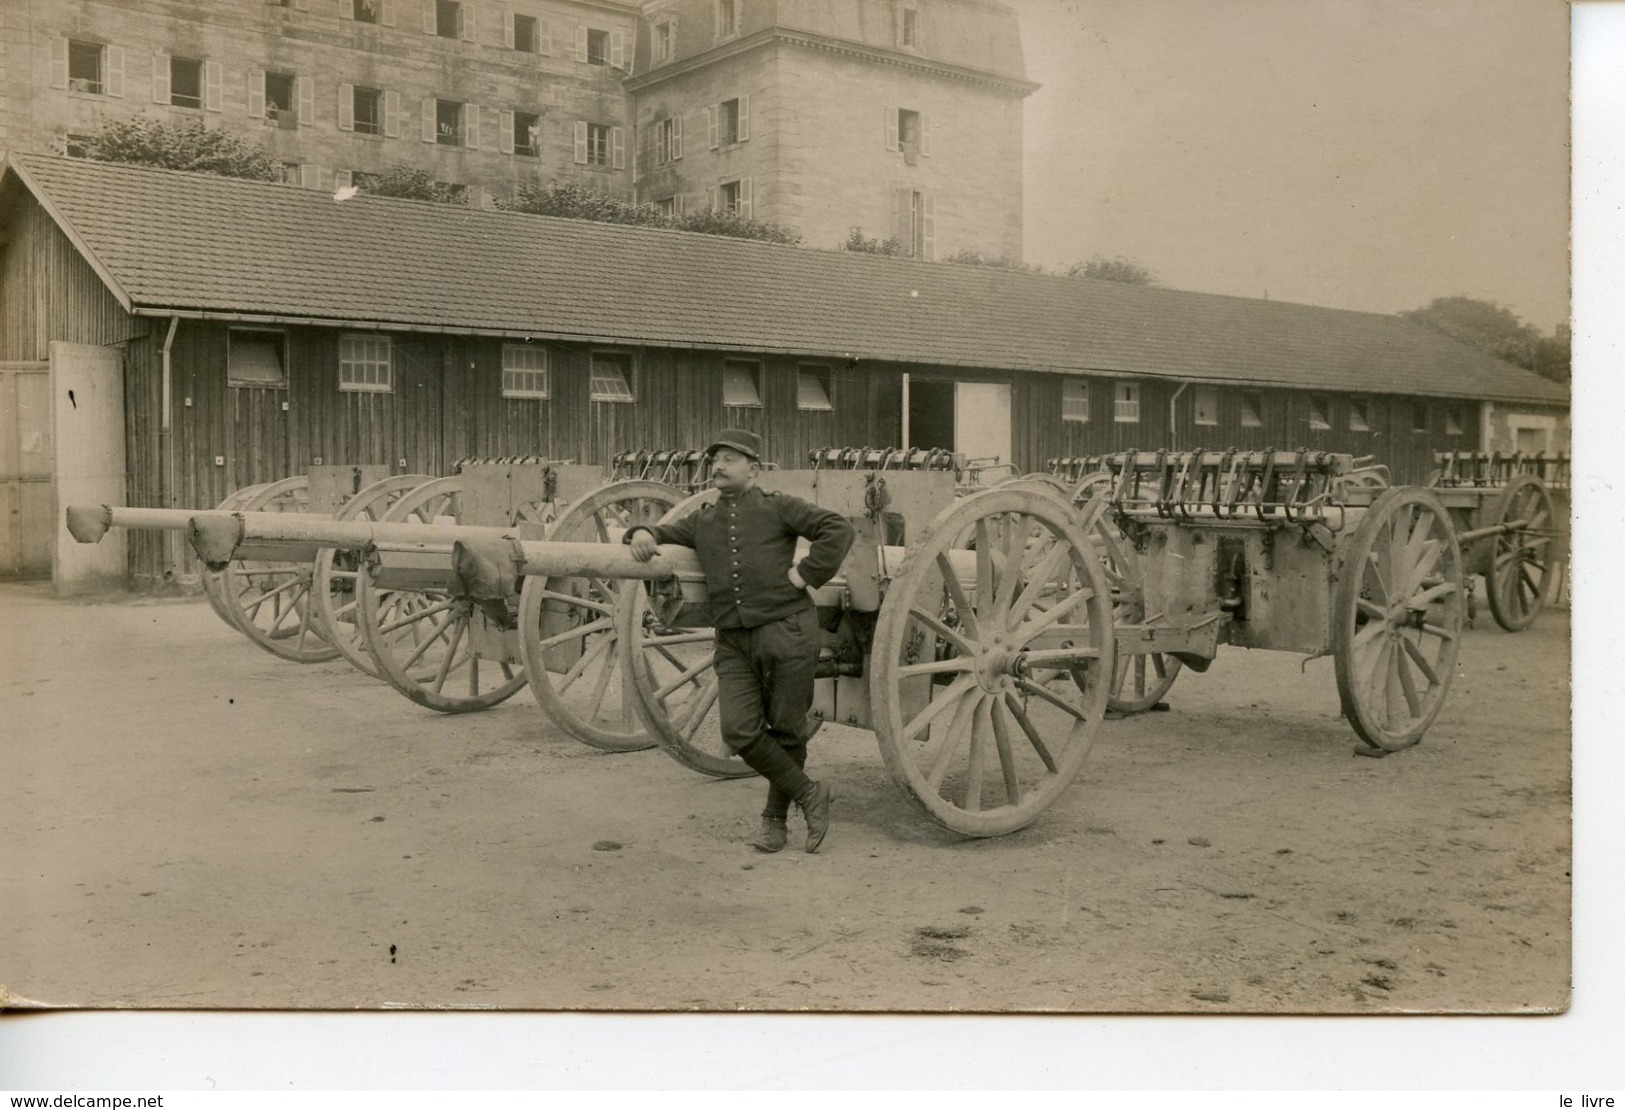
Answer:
[{"xmin": 1424, "ymin": 450, "xmax": 1569, "ymax": 631}]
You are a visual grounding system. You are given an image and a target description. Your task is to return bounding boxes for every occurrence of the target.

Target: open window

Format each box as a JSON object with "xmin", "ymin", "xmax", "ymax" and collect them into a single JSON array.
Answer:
[
  {"xmin": 1062, "ymin": 378, "xmax": 1090, "ymax": 423},
  {"xmin": 228, "ymin": 330, "xmax": 287, "ymax": 388},
  {"xmin": 590, "ymin": 351, "xmax": 634, "ymax": 402},
  {"xmin": 722, "ymin": 360, "xmax": 762, "ymax": 407},
  {"xmin": 797, "ymin": 365, "xmax": 833, "ymax": 412}
]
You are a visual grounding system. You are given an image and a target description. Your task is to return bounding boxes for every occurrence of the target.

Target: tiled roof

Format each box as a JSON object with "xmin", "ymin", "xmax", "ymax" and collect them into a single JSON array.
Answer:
[{"xmin": 4, "ymin": 152, "xmax": 1568, "ymax": 405}]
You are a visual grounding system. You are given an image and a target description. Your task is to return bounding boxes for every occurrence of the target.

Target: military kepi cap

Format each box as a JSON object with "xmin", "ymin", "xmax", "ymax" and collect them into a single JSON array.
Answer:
[{"xmin": 705, "ymin": 428, "xmax": 763, "ymax": 462}]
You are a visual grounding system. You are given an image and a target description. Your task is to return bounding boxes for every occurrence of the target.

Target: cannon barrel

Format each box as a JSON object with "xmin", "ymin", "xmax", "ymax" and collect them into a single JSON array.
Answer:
[
  {"xmin": 66, "ymin": 505, "xmax": 215, "ymax": 544},
  {"xmin": 183, "ymin": 511, "xmax": 520, "ymax": 567}
]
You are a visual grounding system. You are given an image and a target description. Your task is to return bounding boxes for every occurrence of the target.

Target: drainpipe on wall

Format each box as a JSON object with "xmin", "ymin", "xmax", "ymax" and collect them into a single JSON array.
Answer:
[
  {"xmin": 901, "ymin": 373, "xmax": 911, "ymax": 450},
  {"xmin": 160, "ymin": 315, "xmax": 179, "ymax": 579},
  {"xmin": 1167, "ymin": 381, "xmax": 1189, "ymax": 451}
]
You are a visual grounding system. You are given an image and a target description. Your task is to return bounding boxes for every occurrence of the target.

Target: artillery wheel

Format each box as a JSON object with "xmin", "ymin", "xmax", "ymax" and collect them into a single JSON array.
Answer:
[
  {"xmin": 218, "ymin": 477, "xmax": 341, "ymax": 663},
  {"xmin": 617, "ymin": 489, "xmax": 754, "ymax": 778},
  {"xmin": 871, "ymin": 486, "xmax": 1115, "ymax": 837},
  {"xmin": 354, "ymin": 475, "xmax": 541, "ymax": 713},
  {"xmin": 1485, "ymin": 474, "xmax": 1561, "ymax": 632},
  {"xmin": 200, "ymin": 484, "xmax": 267, "ymax": 628},
  {"xmin": 1071, "ymin": 483, "xmax": 1185, "ymax": 713},
  {"xmin": 311, "ymin": 474, "xmax": 434, "ymax": 677},
  {"xmin": 1333, "ymin": 486, "xmax": 1465, "ymax": 751},
  {"xmin": 519, "ymin": 480, "xmax": 685, "ymax": 751}
]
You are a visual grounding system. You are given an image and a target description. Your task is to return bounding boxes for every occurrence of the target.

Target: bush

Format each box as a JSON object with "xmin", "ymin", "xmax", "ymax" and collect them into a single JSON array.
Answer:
[
  {"xmin": 355, "ymin": 166, "xmax": 468, "ymax": 204},
  {"xmin": 74, "ymin": 117, "xmax": 281, "ymax": 181},
  {"xmin": 498, "ymin": 180, "xmax": 803, "ymax": 243},
  {"xmin": 1066, "ymin": 255, "xmax": 1158, "ymax": 286},
  {"xmin": 943, "ymin": 248, "xmax": 1046, "ymax": 274},
  {"xmin": 842, "ymin": 227, "xmax": 906, "ymax": 256}
]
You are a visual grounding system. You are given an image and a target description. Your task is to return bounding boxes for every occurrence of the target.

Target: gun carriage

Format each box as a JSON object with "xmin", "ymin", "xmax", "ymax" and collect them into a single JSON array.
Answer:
[
  {"xmin": 1423, "ymin": 451, "xmax": 1569, "ymax": 632},
  {"xmin": 66, "ymin": 446, "xmax": 1479, "ymax": 836}
]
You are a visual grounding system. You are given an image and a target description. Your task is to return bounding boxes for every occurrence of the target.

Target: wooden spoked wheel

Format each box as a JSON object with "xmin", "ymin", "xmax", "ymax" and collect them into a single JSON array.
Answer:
[
  {"xmin": 1071, "ymin": 483, "xmax": 1184, "ymax": 713},
  {"xmin": 518, "ymin": 480, "xmax": 684, "ymax": 751},
  {"xmin": 1333, "ymin": 486, "xmax": 1465, "ymax": 751},
  {"xmin": 218, "ymin": 477, "xmax": 341, "ymax": 663},
  {"xmin": 311, "ymin": 474, "xmax": 434, "ymax": 678},
  {"xmin": 354, "ymin": 476, "xmax": 542, "ymax": 713},
  {"xmin": 200, "ymin": 484, "xmax": 267, "ymax": 629},
  {"xmin": 1485, "ymin": 474, "xmax": 1561, "ymax": 633},
  {"xmin": 871, "ymin": 487, "xmax": 1115, "ymax": 837},
  {"xmin": 617, "ymin": 489, "xmax": 755, "ymax": 778}
]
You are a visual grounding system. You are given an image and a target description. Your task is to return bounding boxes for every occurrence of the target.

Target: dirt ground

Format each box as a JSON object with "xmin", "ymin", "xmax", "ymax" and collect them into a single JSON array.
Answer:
[{"xmin": 0, "ymin": 579, "xmax": 1571, "ymax": 1014}]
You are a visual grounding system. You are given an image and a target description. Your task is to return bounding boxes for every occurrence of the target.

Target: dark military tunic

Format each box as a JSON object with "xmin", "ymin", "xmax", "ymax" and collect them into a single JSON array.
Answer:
[{"xmin": 626, "ymin": 486, "xmax": 853, "ymax": 629}]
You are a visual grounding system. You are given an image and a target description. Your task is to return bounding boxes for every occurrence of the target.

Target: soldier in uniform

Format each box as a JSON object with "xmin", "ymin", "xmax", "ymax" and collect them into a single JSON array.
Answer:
[{"xmin": 625, "ymin": 429, "xmax": 854, "ymax": 853}]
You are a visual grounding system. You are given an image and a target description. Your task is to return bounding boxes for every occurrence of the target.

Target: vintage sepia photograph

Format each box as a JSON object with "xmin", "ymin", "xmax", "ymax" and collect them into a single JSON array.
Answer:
[{"xmin": 2, "ymin": 0, "xmax": 1576, "ymax": 1038}]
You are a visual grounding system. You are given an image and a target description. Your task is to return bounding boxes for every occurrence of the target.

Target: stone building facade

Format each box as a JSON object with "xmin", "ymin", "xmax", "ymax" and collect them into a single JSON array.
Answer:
[
  {"xmin": 627, "ymin": 0, "xmax": 1034, "ymax": 256},
  {"xmin": 1, "ymin": 0, "xmax": 1032, "ymax": 257}
]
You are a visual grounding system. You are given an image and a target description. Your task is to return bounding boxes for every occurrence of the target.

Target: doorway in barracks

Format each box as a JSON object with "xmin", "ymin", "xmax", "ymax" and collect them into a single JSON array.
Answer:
[{"xmin": 905, "ymin": 378, "xmax": 1013, "ymax": 473}]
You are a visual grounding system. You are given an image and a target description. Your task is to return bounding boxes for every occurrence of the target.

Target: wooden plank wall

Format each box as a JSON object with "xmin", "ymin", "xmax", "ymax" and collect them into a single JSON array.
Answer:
[
  {"xmin": 1033, "ymin": 373, "xmax": 1480, "ymax": 486},
  {"xmin": 0, "ymin": 195, "xmax": 142, "ymax": 360}
]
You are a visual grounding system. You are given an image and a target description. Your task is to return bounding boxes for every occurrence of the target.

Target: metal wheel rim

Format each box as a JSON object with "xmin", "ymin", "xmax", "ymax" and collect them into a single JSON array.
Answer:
[
  {"xmin": 871, "ymin": 486, "xmax": 1114, "ymax": 836},
  {"xmin": 1333, "ymin": 486, "xmax": 1465, "ymax": 751}
]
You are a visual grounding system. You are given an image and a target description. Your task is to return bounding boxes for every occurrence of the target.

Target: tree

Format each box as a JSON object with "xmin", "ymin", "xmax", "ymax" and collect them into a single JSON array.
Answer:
[
  {"xmin": 356, "ymin": 166, "xmax": 468, "ymax": 204},
  {"xmin": 1066, "ymin": 255, "xmax": 1158, "ymax": 286},
  {"xmin": 1401, "ymin": 296, "xmax": 1567, "ymax": 383},
  {"xmin": 76, "ymin": 117, "xmax": 281, "ymax": 181}
]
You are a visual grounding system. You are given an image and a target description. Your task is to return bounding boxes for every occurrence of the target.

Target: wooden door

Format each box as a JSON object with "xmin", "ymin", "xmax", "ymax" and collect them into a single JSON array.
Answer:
[
  {"xmin": 1, "ymin": 362, "xmax": 52, "ymax": 578},
  {"xmin": 50, "ymin": 342, "xmax": 127, "ymax": 593}
]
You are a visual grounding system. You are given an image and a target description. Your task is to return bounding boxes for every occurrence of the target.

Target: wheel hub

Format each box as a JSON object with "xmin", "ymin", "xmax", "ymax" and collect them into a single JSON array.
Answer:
[{"xmin": 976, "ymin": 632, "xmax": 1019, "ymax": 692}]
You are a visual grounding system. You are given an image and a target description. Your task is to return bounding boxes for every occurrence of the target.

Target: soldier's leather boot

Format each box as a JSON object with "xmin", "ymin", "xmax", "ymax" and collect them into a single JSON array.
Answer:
[{"xmin": 750, "ymin": 816, "xmax": 789, "ymax": 853}]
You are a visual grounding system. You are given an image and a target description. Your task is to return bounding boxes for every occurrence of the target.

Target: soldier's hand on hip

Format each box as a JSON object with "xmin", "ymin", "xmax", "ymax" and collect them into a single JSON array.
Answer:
[
  {"xmin": 787, "ymin": 566, "xmax": 807, "ymax": 590},
  {"xmin": 629, "ymin": 531, "xmax": 659, "ymax": 562}
]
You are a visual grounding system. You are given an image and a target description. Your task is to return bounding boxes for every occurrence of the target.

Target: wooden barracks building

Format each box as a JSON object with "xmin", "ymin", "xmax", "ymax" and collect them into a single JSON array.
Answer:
[{"xmin": 0, "ymin": 153, "xmax": 1569, "ymax": 587}]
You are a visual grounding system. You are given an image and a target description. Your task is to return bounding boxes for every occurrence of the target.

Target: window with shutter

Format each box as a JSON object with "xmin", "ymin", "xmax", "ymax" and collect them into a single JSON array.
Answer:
[
  {"xmin": 585, "ymin": 28, "xmax": 609, "ymax": 65},
  {"xmin": 610, "ymin": 31, "xmax": 624, "ymax": 68},
  {"xmin": 228, "ymin": 330, "xmax": 288, "ymax": 388},
  {"xmin": 513, "ymin": 13, "xmax": 537, "ymax": 52},
  {"xmin": 512, "ymin": 110, "xmax": 541, "ymax": 156},
  {"xmin": 884, "ymin": 106, "xmax": 899, "ymax": 151},
  {"xmin": 501, "ymin": 344, "xmax": 549, "ymax": 399},
  {"xmin": 707, "ymin": 105, "xmax": 718, "ymax": 149},
  {"xmin": 248, "ymin": 69, "xmax": 266, "ymax": 118},
  {"xmin": 151, "ymin": 51, "xmax": 170, "ymax": 104},
  {"xmin": 1240, "ymin": 392, "xmax": 1264, "ymax": 427},
  {"xmin": 611, "ymin": 126, "xmax": 624, "ymax": 169},
  {"xmin": 50, "ymin": 38, "xmax": 69, "ymax": 90},
  {"xmin": 106, "ymin": 46, "xmax": 124, "ymax": 97},
  {"xmin": 464, "ymin": 102, "xmax": 481, "ymax": 148},
  {"xmin": 671, "ymin": 114, "xmax": 683, "ymax": 159},
  {"xmin": 574, "ymin": 120, "xmax": 589, "ymax": 163},
  {"xmin": 722, "ymin": 361, "xmax": 762, "ymax": 408},
  {"xmin": 436, "ymin": 98, "xmax": 464, "ymax": 144},
  {"xmin": 1308, "ymin": 396, "xmax": 1330, "ymax": 430},
  {"xmin": 797, "ymin": 366, "xmax": 834, "ymax": 412},
  {"xmin": 354, "ymin": 86, "xmax": 384, "ymax": 134},
  {"xmin": 589, "ymin": 352, "xmax": 635, "ymax": 402},
  {"xmin": 1348, "ymin": 398, "xmax": 1370, "ymax": 432},
  {"xmin": 1061, "ymin": 379, "xmax": 1090, "ymax": 423},
  {"xmin": 653, "ymin": 19, "xmax": 675, "ymax": 63},
  {"xmin": 297, "ymin": 75, "xmax": 314, "ymax": 124},
  {"xmin": 204, "ymin": 61, "xmax": 222, "ymax": 110},
  {"xmin": 575, "ymin": 25, "xmax": 588, "ymax": 62},
  {"xmin": 265, "ymin": 72, "xmax": 296, "ymax": 127},
  {"xmin": 66, "ymin": 41, "xmax": 104, "ymax": 94},
  {"xmin": 384, "ymin": 89, "xmax": 400, "ymax": 137}
]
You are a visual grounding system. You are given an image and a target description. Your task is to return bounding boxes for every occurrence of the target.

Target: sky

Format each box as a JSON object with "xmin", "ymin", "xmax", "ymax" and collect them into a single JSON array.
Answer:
[{"xmin": 1006, "ymin": 0, "xmax": 1571, "ymax": 333}]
